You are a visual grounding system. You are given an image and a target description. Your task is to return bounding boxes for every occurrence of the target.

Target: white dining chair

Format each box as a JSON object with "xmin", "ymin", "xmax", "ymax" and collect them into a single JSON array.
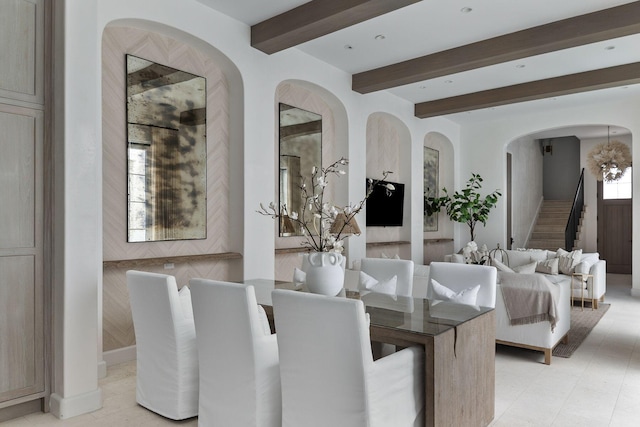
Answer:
[
  {"xmin": 272, "ymin": 289, "xmax": 425, "ymax": 427},
  {"xmin": 126, "ymin": 270, "xmax": 199, "ymax": 420},
  {"xmin": 427, "ymin": 262, "xmax": 497, "ymax": 308},
  {"xmin": 190, "ymin": 279, "xmax": 281, "ymax": 427}
]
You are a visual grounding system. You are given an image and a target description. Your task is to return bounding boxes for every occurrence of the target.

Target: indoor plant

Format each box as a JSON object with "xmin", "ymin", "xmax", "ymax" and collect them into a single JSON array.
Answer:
[{"xmin": 424, "ymin": 173, "xmax": 501, "ymax": 242}]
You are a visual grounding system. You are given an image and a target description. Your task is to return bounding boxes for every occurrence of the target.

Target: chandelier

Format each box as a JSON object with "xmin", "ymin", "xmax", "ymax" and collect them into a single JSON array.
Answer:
[{"xmin": 586, "ymin": 126, "xmax": 631, "ymax": 182}]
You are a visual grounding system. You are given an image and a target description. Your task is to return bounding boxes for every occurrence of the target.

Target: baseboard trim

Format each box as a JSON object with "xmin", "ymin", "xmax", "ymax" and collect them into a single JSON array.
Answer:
[
  {"xmin": 103, "ymin": 345, "xmax": 136, "ymax": 367},
  {"xmin": 49, "ymin": 388, "xmax": 102, "ymax": 420}
]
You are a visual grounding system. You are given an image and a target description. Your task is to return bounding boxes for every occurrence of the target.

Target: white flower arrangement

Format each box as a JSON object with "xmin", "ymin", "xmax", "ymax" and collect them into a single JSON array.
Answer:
[{"xmin": 259, "ymin": 157, "xmax": 393, "ymax": 252}]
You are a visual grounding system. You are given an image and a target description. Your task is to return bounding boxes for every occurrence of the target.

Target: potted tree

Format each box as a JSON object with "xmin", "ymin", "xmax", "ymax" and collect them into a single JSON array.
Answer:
[{"xmin": 424, "ymin": 173, "xmax": 501, "ymax": 243}]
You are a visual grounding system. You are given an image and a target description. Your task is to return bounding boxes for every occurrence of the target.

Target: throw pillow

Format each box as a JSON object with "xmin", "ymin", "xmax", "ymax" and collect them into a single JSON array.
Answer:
[
  {"xmin": 430, "ymin": 279, "xmax": 481, "ymax": 305},
  {"xmin": 556, "ymin": 248, "xmax": 583, "ymax": 275},
  {"xmin": 380, "ymin": 252, "xmax": 400, "ymax": 260},
  {"xmin": 490, "ymin": 257, "xmax": 514, "ymax": 273},
  {"xmin": 451, "ymin": 253, "xmax": 466, "ymax": 263},
  {"xmin": 358, "ymin": 271, "xmax": 397, "ymax": 295},
  {"xmin": 512, "ymin": 261, "xmax": 537, "ymax": 274},
  {"xmin": 574, "ymin": 260, "xmax": 591, "ymax": 274},
  {"xmin": 178, "ymin": 285, "xmax": 194, "ymax": 320},
  {"xmin": 536, "ymin": 257, "xmax": 559, "ymax": 275},
  {"xmin": 293, "ymin": 267, "xmax": 306, "ymax": 286},
  {"xmin": 256, "ymin": 305, "xmax": 272, "ymax": 335}
]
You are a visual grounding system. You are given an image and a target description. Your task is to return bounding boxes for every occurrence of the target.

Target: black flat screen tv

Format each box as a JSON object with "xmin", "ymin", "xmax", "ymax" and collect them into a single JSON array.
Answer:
[{"xmin": 365, "ymin": 179, "xmax": 404, "ymax": 227}]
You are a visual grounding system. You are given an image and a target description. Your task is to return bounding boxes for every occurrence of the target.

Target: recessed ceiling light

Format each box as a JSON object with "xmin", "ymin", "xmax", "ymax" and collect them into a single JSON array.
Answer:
[
  {"xmin": 605, "ymin": 45, "xmax": 615, "ymax": 50},
  {"xmin": 344, "ymin": 44, "xmax": 353, "ymax": 50},
  {"xmin": 374, "ymin": 34, "xmax": 386, "ymax": 41},
  {"xmin": 419, "ymin": 85, "xmax": 427, "ymax": 89},
  {"xmin": 460, "ymin": 7, "xmax": 472, "ymax": 13},
  {"xmin": 516, "ymin": 64, "xmax": 526, "ymax": 69},
  {"xmin": 444, "ymin": 80, "xmax": 453, "ymax": 84}
]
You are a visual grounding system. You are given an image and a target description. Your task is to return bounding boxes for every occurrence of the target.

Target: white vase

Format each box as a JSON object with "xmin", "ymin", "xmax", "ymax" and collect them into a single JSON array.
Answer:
[{"xmin": 305, "ymin": 252, "xmax": 345, "ymax": 296}]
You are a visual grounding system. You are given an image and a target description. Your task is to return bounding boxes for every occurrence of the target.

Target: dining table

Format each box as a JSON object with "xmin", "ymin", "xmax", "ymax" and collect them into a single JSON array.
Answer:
[{"xmin": 248, "ymin": 279, "xmax": 495, "ymax": 427}]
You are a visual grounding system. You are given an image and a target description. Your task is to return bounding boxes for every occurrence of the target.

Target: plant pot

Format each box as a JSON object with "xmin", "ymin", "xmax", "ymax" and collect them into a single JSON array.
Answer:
[{"xmin": 305, "ymin": 252, "xmax": 345, "ymax": 296}]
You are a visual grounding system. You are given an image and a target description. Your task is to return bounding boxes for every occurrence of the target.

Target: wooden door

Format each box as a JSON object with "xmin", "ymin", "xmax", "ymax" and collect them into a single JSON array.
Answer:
[
  {"xmin": 597, "ymin": 181, "xmax": 632, "ymax": 274},
  {"xmin": 0, "ymin": 0, "xmax": 47, "ymax": 409}
]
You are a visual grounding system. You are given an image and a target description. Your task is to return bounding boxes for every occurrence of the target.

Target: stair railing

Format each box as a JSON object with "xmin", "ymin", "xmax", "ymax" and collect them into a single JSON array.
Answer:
[{"xmin": 565, "ymin": 168, "xmax": 584, "ymax": 251}]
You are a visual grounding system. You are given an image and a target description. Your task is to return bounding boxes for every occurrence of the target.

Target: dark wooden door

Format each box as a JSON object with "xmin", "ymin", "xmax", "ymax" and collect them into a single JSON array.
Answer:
[{"xmin": 598, "ymin": 182, "xmax": 632, "ymax": 274}]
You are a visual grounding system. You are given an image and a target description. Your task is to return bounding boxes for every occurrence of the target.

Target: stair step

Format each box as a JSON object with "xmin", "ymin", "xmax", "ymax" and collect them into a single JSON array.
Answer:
[
  {"xmin": 537, "ymin": 217, "xmax": 568, "ymax": 225},
  {"xmin": 531, "ymin": 232, "xmax": 564, "ymax": 239},
  {"xmin": 535, "ymin": 224, "xmax": 565, "ymax": 232}
]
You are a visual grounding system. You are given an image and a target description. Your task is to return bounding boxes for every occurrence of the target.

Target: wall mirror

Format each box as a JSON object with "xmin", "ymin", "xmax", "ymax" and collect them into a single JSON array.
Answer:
[
  {"xmin": 126, "ymin": 54, "xmax": 207, "ymax": 242},
  {"xmin": 278, "ymin": 103, "xmax": 322, "ymax": 236}
]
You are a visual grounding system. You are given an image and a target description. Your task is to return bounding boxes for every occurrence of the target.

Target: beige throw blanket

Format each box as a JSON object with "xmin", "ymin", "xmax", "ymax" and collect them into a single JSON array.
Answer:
[{"xmin": 498, "ymin": 272, "xmax": 560, "ymax": 331}]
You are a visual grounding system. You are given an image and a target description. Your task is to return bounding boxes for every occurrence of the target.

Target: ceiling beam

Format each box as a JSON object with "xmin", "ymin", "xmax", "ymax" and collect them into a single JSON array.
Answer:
[
  {"xmin": 251, "ymin": 0, "xmax": 421, "ymax": 55},
  {"xmin": 414, "ymin": 62, "xmax": 640, "ymax": 118},
  {"xmin": 354, "ymin": 1, "xmax": 640, "ymax": 94}
]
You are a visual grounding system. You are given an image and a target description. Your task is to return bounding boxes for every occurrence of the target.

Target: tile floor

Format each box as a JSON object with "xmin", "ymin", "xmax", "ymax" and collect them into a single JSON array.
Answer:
[{"xmin": 2, "ymin": 274, "xmax": 639, "ymax": 426}]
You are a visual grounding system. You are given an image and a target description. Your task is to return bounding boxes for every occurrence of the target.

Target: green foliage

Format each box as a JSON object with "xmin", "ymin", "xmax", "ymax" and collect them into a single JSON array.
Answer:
[{"xmin": 424, "ymin": 173, "xmax": 501, "ymax": 242}]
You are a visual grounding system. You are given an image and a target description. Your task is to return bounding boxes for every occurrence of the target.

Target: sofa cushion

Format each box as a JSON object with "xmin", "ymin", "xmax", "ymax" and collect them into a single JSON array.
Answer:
[
  {"xmin": 491, "ymin": 258, "xmax": 514, "ymax": 273},
  {"xmin": 556, "ymin": 248, "xmax": 582, "ymax": 275},
  {"xmin": 505, "ymin": 249, "xmax": 549, "ymax": 268},
  {"xmin": 536, "ymin": 258, "xmax": 559, "ymax": 275},
  {"xmin": 513, "ymin": 262, "xmax": 537, "ymax": 274}
]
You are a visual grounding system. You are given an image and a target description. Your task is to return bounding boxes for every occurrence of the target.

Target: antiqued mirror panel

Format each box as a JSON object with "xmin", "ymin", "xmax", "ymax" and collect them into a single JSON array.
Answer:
[
  {"xmin": 278, "ymin": 103, "xmax": 322, "ymax": 237},
  {"xmin": 126, "ymin": 55, "xmax": 207, "ymax": 242}
]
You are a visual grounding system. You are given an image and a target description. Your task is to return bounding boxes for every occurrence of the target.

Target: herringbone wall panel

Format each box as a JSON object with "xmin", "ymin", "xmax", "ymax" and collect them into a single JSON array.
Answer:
[
  {"xmin": 102, "ymin": 26, "xmax": 234, "ymax": 351},
  {"xmin": 273, "ymin": 83, "xmax": 336, "ymax": 278}
]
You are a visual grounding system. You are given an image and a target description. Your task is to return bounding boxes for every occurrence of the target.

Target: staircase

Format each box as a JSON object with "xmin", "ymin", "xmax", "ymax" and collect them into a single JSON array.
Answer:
[{"xmin": 527, "ymin": 200, "xmax": 574, "ymax": 251}]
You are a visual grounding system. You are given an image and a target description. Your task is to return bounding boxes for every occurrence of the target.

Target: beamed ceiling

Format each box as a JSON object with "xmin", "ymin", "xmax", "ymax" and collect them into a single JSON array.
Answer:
[{"xmin": 197, "ymin": 0, "xmax": 640, "ymax": 134}]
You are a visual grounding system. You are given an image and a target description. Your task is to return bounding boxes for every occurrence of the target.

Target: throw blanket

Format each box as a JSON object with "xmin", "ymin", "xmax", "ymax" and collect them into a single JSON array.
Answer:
[{"xmin": 498, "ymin": 272, "xmax": 560, "ymax": 331}]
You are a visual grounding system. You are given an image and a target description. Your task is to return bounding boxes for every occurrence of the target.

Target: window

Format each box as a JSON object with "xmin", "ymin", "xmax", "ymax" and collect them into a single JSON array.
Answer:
[{"xmin": 603, "ymin": 167, "xmax": 632, "ymax": 199}]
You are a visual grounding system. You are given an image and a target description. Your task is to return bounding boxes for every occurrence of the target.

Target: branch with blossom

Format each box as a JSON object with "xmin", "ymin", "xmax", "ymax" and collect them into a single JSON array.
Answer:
[{"xmin": 258, "ymin": 157, "xmax": 393, "ymax": 252}]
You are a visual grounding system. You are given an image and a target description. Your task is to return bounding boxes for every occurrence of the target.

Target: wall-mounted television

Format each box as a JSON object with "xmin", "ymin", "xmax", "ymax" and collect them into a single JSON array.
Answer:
[{"xmin": 365, "ymin": 179, "xmax": 405, "ymax": 227}]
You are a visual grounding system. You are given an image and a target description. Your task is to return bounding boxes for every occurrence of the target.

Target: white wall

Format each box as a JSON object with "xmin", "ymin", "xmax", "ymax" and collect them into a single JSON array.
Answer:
[
  {"xmin": 507, "ymin": 136, "xmax": 543, "ymax": 249},
  {"xmin": 57, "ymin": 0, "xmax": 462, "ymax": 418},
  {"xmin": 458, "ymin": 97, "xmax": 640, "ymax": 295}
]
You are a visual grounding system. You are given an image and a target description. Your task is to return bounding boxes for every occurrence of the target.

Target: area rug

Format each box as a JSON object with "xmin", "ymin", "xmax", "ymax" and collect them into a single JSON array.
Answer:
[{"xmin": 552, "ymin": 303, "xmax": 610, "ymax": 358}]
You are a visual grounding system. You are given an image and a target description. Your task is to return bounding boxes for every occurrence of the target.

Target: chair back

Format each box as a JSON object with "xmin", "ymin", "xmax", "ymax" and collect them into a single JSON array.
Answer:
[
  {"xmin": 360, "ymin": 258, "xmax": 415, "ymax": 297},
  {"xmin": 126, "ymin": 270, "xmax": 198, "ymax": 419},
  {"xmin": 190, "ymin": 279, "xmax": 281, "ymax": 427},
  {"xmin": 427, "ymin": 262, "xmax": 497, "ymax": 308},
  {"xmin": 272, "ymin": 290, "xmax": 372, "ymax": 427}
]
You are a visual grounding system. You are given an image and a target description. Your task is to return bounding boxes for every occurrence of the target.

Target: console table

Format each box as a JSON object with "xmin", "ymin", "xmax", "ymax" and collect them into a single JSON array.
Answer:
[{"xmin": 248, "ymin": 280, "xmax": 495, "ymax": 427}]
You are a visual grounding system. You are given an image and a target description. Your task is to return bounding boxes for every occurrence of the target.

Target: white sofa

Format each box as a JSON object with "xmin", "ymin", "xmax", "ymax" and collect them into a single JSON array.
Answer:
[
  {"xmin": 490, "ymin": 248, "xmax": 607, "ymax": 309},
  {"xmin": 441, "ymin": 248, "xmax": 606, "ymax": 364}
]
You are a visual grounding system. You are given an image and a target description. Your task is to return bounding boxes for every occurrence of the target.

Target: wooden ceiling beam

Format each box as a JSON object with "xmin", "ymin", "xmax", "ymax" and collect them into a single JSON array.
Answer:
[
  {"xmin": 414, "ymin": 62, "xmax": 640, "ymax": 118},
  {"xmin": 251, "ymin": 0, "xmax": 421, "ymax": 55},
  {"xmin": 354, "ymin": 1, "xmax": 640, "ymax": 94}
]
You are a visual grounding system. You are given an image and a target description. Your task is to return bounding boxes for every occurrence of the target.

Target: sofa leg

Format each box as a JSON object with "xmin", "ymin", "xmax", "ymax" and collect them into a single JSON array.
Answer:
[
  {"xmin": 561, "ymin": 334, "xmax": 569, "ymax": 345},
  {"xmin": 592, "ymin": 299, "xmax": 598, "ymax": 310},
  {"xmin": 544, "ymin": 349, "xmax": 551, "ymax": 365}
]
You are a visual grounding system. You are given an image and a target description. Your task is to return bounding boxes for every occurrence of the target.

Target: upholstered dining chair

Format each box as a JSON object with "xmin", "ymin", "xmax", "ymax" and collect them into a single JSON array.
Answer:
[
  {"xmin": 272, "ymin": 289, "xmax": 425, "ymax": 427},
  {"xmin": 427, "ymin": 262, "xmax": 498, "ymax": 308},
  {"xmin": 190, "ymin": 279, "xmax": 281, "ymax": 427},
  {"xmin": 126, "ymin": 270, "xmax": 199, "ymax": 420},
  {"xmin": 359, "ymin": 257, "xmax": 415, "ymax": 296}
]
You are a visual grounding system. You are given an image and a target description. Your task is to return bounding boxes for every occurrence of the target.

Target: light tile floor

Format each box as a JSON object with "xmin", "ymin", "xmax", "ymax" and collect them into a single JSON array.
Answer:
[{"xmin": 2, "ymin": 274, "xmax": 639, "ymax": 426}]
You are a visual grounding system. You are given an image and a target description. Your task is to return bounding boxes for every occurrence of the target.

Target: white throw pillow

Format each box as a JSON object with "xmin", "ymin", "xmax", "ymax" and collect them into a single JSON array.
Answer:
[
  {"xmin": 513, "ymin": 261, "xmax": 537, "ymax": 274},
  {"xmin": 451, "ymin": 253, "xmax": 466, "ymax": 263},
  {"xmin": 381, "ymin": 252, "xmax": 400, "ymax": 260},
  {"xmin": 293, "ymin": 267, "xmax": 306, "ymax": 286},
  {"xmin": 574, "ymin": 260, "xmax": 592, "ymax": 274},
  {"xmin": 358, "ymin": 271, "xmax": 397, "ymax": 295},
  {"xmin": 178, "ymin": 285, "xmax": 194, "ymax": 320},
  {"xmin": 256, "ymin": 305, "xmax": 272, "ymax": 335},
  {"xmin": 490, "ymin": 257, "xmax": 514, "ymax": 273},
  {"xmin": 536, "ymin": 258, "xmax": 559, "ymax": 275},
  {"xmin": 556, "ymin": 248, "xmax": 583, "ymax": 275},
  {"xmin": 430, "ymin": 279, "xmax": 480, "ymax": 305}
]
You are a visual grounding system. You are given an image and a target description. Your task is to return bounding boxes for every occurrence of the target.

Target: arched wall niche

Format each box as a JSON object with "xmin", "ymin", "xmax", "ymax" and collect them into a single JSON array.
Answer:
[
  {"xmin": 506, "ymin": 124, "xmax": 632, "ymax": 253},
  {"xmin": 273, "ymin": 79, "xmax": 349, "ymax": 281},
  {"xmin": 365, "ymin": 112, "xmax": 412, "ymax": 259},
  {"xmin": 101, "ymin": 20, "xmax": 244, "ymax": 352},
  {"xmin": 423, "ymin": 131, "xmax": 454, "ymax": 263}
]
